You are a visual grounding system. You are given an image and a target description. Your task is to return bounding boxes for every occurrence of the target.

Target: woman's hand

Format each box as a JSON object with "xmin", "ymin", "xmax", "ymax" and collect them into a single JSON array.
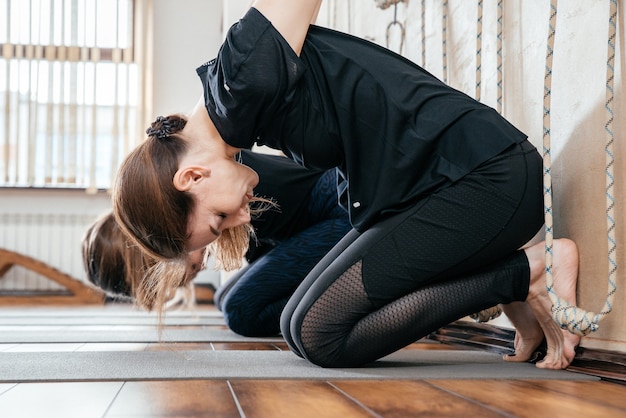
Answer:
[{"xmin": 251, "ymin": 0, "xmax": 322, "ymax": 56}]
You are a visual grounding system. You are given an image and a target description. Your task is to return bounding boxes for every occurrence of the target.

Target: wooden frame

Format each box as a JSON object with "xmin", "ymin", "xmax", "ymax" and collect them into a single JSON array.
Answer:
[{"xmin": 0, "ymin": 248, "xmax": 104, "ymax": 305}]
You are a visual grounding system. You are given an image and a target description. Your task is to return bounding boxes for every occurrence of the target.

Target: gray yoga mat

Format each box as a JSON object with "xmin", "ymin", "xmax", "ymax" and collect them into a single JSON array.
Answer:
[
  {"xmin": 0, "ymin": 349, "xmax": 598, "ymax": 382},
  {"xmin": 0, "ymin": 315, "xmax": 227, "ymax": 326},
  {"xmin": 0, "ymin": 327, "xmax": 283, "ymax": 344},
  {"xmin": 0, "ymin": 307, "xmax": 225, "ymax": 326}
]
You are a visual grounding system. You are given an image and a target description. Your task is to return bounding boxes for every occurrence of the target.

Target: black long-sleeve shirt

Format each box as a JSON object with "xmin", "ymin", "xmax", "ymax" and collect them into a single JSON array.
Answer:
[{"xmin": 197, "ymin": 7, "xmax": 526, "ymax": 231}]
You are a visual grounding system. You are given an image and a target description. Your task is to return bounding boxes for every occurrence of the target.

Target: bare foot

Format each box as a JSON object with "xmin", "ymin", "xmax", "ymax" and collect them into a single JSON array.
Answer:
[
  {"xmin": 524, "ymin": 239, "xmax": 580, "ymax": 369},
  {"xmin": 501, "ymin": 301, "xmax": 544, "ymax": 363}
]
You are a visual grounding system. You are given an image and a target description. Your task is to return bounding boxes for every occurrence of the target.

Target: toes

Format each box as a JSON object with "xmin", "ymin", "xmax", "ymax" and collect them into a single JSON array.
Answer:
[
  {"xmin": 503, "ymin": 353, "xmax": 526, "ymax": 363},
  {"xmin": 535, "ymin": 356, "xmax": 568, "ymax": 370},
  {"xmin": 503, "ymin": 338, "xmax": 546, "ymax": 364}
]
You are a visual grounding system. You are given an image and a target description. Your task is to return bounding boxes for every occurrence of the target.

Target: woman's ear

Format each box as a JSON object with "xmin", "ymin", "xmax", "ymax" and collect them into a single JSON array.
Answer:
[{"xmin": 173, "ymin": 166, "xmax": 210, "ymax": 192}]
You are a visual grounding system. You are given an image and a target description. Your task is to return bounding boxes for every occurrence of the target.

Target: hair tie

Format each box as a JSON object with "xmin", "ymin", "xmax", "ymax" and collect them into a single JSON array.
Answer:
[
  {"xmin": 146, "ymin": 116, "xmax": 170, "ymax": 140},
  {"xmin": 146, "ymin": 115, "xmax": 186, "ymax": 140}
]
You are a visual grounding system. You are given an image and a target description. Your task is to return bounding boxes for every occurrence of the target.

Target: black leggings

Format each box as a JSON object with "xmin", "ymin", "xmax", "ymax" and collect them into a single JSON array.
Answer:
[
  {"xmin": 280, "ymin": 140, "xmax": 544, "ymax": 367},
  {"xmin": 215, "ymin": 170, "xmax": 351, "ymax": 337}
]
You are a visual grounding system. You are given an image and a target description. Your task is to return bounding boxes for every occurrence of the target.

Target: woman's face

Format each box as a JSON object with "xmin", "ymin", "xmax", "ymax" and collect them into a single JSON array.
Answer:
[
  {"xmin": 184, "ymin": 249, "xmax": 206, "ymax": 283},
  {"xmin": 186, "ymin": 157, "xmax": 259, "ymax": 251}
]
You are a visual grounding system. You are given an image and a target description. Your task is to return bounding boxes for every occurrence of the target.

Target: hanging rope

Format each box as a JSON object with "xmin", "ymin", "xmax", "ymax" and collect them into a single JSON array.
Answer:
[
  {"xmin": 471, "ymin": 0, "xmax": 505, "ymax": 324},
  {"xmin": 542, "ymin": 0, "xmax": 618, "ymax": 337},
  {"xmin": 421, "ymin": 0, "xmax": 426, "ymax": 67},
  {"xmin": 347, "ymin": 0, "xmax": 352, "ymax": 34},
  {"xmin": 496, "ymin": 0, "xmax": 503, "ymax": 113},
  {"xmin": 471, "ymin": 0, "xmax": 503, "ymax": 324},
  {"xmin": 475, "ymin": 0, "xmax": 483, "ymax": 101},
  {"xmin": 603, "ymin": 0, "xmax": 619, "ymax": 314},
  {"xmin": 442, "ymin": 0, "xmax": 449, "ymax": 84}
]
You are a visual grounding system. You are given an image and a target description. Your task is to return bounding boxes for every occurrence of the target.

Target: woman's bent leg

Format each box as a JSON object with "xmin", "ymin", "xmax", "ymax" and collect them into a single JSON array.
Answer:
[
  {"xmin": 290, "ymin": 253, "xmax": 529, "ymax": 367},
  {"xmin": 222, "ymin": 217, "xmax": 351, "ymax": 337},
  {"xmin": 281, "ymin": 142, "xmax": 546, "ymax": 367}
]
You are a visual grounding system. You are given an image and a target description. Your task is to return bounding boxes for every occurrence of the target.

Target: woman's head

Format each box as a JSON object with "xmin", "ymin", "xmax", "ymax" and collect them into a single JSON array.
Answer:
[
  {"xmin": 82, "ymin": 211, "xmax": 207, "ymax": 302},
  {"xmin": 82, "ymin": 211, "xmax": 140, "ymax": 300},
  {"xmin": 112, "ymin": 113, "xmax": 260, "ymax": 311},
  {"xmin": 113, "ymin": 114, "xmax": 259, "ymax": 261},
  {"xmin": 113, "ymin": 115, "xmax": 191, "ymax": 262}
]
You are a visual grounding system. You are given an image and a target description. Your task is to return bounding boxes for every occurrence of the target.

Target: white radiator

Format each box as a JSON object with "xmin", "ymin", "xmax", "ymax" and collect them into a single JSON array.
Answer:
[
  {"xmin": 0, "ymin": 190, "xmax": 220, "ymax": 294},
  {"xmin": 0, "ymin": 211, "xmax": 98, "ymax": 292}
]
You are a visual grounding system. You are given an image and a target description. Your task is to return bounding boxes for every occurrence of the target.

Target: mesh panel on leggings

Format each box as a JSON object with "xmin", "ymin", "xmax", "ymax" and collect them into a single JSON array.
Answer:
[
  {"xmin": 300, "ymin": 261, "xmax": 374, "ymax": 366},
  {"xmin": 298, "ymin": 252, "xmax": 526, "ymax": 367}
]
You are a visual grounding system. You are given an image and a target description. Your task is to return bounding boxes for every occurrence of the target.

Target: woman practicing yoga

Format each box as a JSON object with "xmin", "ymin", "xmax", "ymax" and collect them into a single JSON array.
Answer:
[
  {"xmin": 82, "ymin": 211, "xmax": 205, "ymax": 303},
  {"xmin": 113, "ymin": 0, "xmax": 580, "ymax": 369},
  {"xmin": 84, "ymin": 150, "xmax": 351, "ymax": 336},
  {"xmin": 213, "ymin": 151, "xmax": 351, "ymax": 337}
]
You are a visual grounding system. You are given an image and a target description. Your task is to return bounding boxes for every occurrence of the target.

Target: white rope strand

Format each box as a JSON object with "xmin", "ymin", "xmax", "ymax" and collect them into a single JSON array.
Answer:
[
  {"xmin": 476, "ymin": 0, "xmax": 483, "ymax": 101},
  {"xmin": 496, "ymin": 0, "xmax": 503, "ymax": 114},
  {"xmin": 471, "ymin": 0, "xmax": 504, "ymax": 324},
  {"xmin": 599, "ymin": 0, "xmax": 618, "ymax": 322},
  {"xmin": 421, "ymin": 0, "xmax": 426, "ymax": 67},
  {"xmin": 543, "ymin": 0, "xmax": 618, "ymax": 336},
  {"xmin": 442, "ymin": 0, "xmax": 448, "ymax": 84}
]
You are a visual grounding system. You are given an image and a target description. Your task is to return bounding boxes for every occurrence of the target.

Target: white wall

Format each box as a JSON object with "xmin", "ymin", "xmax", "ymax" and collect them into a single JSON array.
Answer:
[
  {"xmin": 150, "ymin": 0, "xmax": 225, "ymax": 287},
  {"xmin": 0, "ymin": 0, "xmax": 227, "ymax": 289},
  {"xmin": 328, "ymin": 0, "xmax": 625, "ymax": 353},
  {"xmin": 152, "ymin": 0, "xmax": 224, "ymax": 116},
  {"xmin": 0, "ymin": 189, "xmax": 112, "ymax": 288}
]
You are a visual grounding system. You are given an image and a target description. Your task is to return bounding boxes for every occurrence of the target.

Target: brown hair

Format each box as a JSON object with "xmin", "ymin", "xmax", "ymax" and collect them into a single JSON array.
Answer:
[
  {"xmin": 111, "ymin": 114, "xmax": 255, "ymax": 313},
  {"xmin": 82, "ymin": 211, "xmax": 150, "ymax": 301},
  {"xmin": 82, "ymin": 211, "xmax": 212, "ymax": 313}
]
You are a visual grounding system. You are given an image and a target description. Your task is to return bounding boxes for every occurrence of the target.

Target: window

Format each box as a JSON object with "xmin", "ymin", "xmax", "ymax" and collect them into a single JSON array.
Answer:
[{"xmin": 0, "ymin": 0, "xmax": 152, "ymax": 190}]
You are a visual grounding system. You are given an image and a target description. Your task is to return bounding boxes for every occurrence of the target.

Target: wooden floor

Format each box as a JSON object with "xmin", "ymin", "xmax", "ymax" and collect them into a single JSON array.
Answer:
[{"xmin": 1, "ymin": 304, "xmax": 625, "ymax": 418}]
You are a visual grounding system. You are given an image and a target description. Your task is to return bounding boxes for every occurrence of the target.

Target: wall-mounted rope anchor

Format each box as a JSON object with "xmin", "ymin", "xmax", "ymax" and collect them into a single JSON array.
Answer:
[
  {"xmin": 375, "ymin": 0, "xmax": 407, "ymax": 54},
  {"xmin": 374, "ymin": 0, "xmax": 407, "ymax": 10}
]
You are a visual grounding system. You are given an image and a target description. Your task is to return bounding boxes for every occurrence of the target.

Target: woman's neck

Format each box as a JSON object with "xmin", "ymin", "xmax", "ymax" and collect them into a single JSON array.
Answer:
[{"xmin": 184, "ymin": 96, "xmax": 239, "ymax": 158}]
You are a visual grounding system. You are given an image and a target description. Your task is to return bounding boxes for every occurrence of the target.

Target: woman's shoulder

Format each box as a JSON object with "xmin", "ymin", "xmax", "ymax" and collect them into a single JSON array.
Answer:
[{"xmin": 195, "ymin": 9, "xmax": 308, "ymax": 149}]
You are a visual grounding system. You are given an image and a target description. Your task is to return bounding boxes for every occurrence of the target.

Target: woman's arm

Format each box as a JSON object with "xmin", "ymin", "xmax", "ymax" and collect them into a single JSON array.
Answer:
[{"xmin": 251, "ymin": 0, "xmax": 322, "ymax": 55}]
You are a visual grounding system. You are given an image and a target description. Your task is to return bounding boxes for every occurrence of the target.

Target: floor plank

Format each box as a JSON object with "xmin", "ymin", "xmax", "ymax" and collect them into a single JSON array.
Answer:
[
  {"xmin": 1, "ymin": 343, "xmax": 84, "ymax": 352},
  {"xmin": 105, "ymin": 380, "xmax": 240, "ymax": 418},
  {"xmin": 0, "ymin": 384, "xmax": 16, "ymax": 396},
  {"xmin": 229, "ymin": 380, "xmax": 376, "ymax": 417},
  {"xmin": 76, "ymin": 342, "xmax": 150, "ymax": 352},
  {"xmin": 526, "ymin": 380, "xmax": 626, "ymax": 412},
  {"xmin": 429, "ymin": 379, "xmax": 626, "ymax": 418},
  {"xmin": 331, "ymin": 380, "xmax": 504, "ymax": 417},
  {"xmin": 0, "ymin": 382, "xmax": 123, "ymax": 418}
]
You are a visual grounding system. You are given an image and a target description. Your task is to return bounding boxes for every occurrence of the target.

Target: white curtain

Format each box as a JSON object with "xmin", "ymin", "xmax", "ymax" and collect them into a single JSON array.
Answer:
[{"xmin": 0, "ymin": 0, "xmax": 153, "ymax": 191}]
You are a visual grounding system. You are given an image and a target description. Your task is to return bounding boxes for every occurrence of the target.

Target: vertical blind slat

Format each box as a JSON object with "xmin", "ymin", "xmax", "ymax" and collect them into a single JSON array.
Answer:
[{"xmin": 0, "ymin": 0, "xmax": 146, "ymax": 190}]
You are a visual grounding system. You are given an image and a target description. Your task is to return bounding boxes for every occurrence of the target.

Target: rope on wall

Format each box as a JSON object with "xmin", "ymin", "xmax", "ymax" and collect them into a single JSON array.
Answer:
[
  {"xmin": 496, "ymin": 0, "xmax": 503, "ymax": 113},
  {"xmin": 476, "ymin": 0, "xmax": 483, "ymax": 101},
  {"xmin": 347, "ymin": 0, "xmax": 352, "ymax": 34},
  {"xmin": 376, "ymin": 0, "xmax": 406, "ymax": 54},
  {"xmin": 542, "ymin": 0, "xmax": 618, "ymax": 337},
  {"xmin": 471, "ymin": 0, "xmax": 504, "ymax": 324},
  {"xmin": 603, "ymin": 0, "xmax": 619, "ymax": 319},
  {"xmin": 386, "ymin": 2, "xmax": 406, "ymax": 54},
  {"xmin": 475, "ymin": 0, "xmax": 504, "ymax": 108},
  {"xmin": 421, "ymin": 0, "xmax": 426, "ymax": 67},
  {"xmin": 442, "ymin": 0, "xmax": 449, "ymax": 84}
]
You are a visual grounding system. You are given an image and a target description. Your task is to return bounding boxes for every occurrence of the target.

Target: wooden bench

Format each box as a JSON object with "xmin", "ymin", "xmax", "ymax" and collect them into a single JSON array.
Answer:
[{"xmin": 0, "ymin": 248, "xmax": 104, "ymax": 305}]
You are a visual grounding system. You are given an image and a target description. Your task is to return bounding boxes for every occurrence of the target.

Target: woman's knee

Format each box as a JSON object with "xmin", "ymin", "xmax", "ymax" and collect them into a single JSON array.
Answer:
[{"xmin": 222, "ymin": 304, "xmax": 252, "ymax": 336}]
